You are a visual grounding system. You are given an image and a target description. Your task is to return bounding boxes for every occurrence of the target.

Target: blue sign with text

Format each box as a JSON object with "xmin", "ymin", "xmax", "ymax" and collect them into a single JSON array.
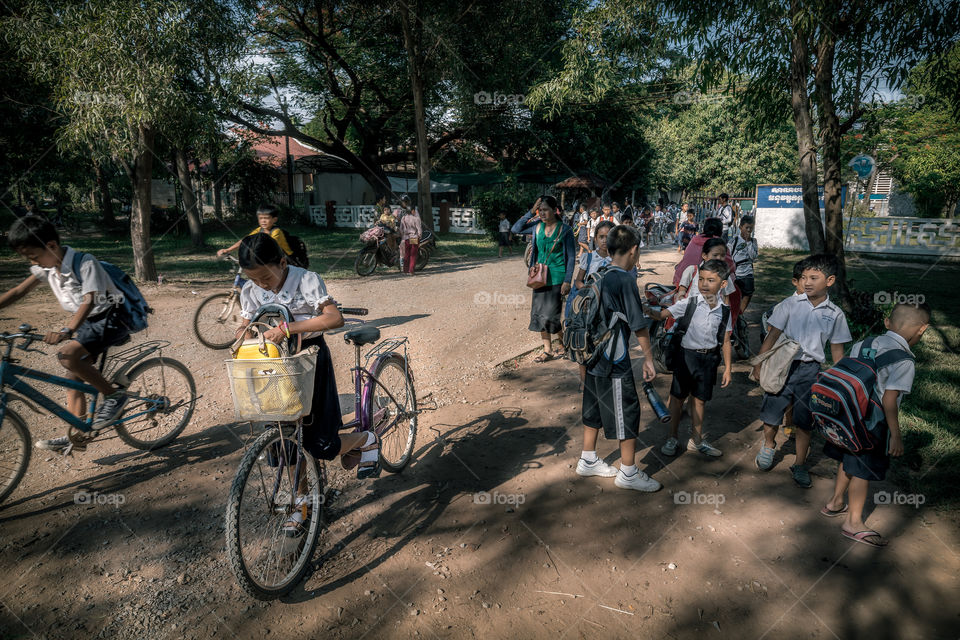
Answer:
[{"xmin": 755, "ymin": 185, "xmax": 847, "ymax": 209}]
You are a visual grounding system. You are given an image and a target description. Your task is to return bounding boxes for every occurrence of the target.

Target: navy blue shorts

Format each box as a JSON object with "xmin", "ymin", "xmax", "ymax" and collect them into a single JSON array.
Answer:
[
  {"xmin": 823, "ymin": 437, "xmax": 890, "ymax": 481},
  {"xmin": 74, "ymin": 306, "xmax": 132, "ymax": 358},
  {"xmin": 759, "ymin": 360, "xmax": 820, "ymax": 430},
  {"xmin": 670, "ymin": 348, "xmax": 719, "ymax": 402}
]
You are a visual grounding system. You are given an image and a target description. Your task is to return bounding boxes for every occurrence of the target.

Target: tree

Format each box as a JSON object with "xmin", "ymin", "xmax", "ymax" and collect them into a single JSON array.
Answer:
[{"xmin": 6, "ymin": 1, "xmax": 210, "ymax": 280}]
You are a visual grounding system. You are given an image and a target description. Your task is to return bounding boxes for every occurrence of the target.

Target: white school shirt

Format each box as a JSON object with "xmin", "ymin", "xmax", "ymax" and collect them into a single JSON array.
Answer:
[
  {"xmin": 239, "ymin": 266, "xmax": 333, "ymax": 338},
  {"xmin": 679, "ymin": 265, "xmax": 736, "ymax": 298},
  {"xmin": 498, "ymin": 219, "xmax": 510, "ymax": 233},
  {"xmin": 666, "ymin": 292, "xmax": 732, "ymax": 350},
  {"xmin": 578, "ymin": 251, "xmax": 612, "ymax": 280},
  {"xmin": 29, "ymin": 246, "xmax": 119, "ymax": 315},
  {"xmin": 717, "ymin": 204, "xmax": 734, "ymax": 229},
  {"xmin": 727, "ymin": 234, "xmax": 758, "ymax": 277},
  {"xmin": 849, "ymin": 331, "xmax": 916, "ymax": 405},
  {"xmin": 766, "ymin": 293, "xmax": 852, "ymax": 363}
]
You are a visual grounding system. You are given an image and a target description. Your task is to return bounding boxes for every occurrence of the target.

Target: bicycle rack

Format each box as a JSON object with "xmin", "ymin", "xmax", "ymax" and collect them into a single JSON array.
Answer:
[{"xmin": 101, "ymin": 340, "xmax": 170, "ymax": 381}]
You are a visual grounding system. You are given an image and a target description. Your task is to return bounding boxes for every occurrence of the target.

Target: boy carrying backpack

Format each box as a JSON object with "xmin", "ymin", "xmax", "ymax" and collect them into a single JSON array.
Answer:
[
  {"xmin": 565, "ymin": 225, "xmax": 661, "ymax": 493},
  {"xmin": 817, "ymin": 302, "xmax": 930, "ymax": 548},
  {"xmin": 0, "ymin": 216, "xmax": 152, "ymax": 453}
]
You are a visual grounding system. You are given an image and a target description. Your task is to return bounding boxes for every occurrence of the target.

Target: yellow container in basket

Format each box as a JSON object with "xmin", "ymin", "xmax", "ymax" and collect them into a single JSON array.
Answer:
[{"xmin": 227, "ymin": 342, "xmax": 318, "ymax": 422}]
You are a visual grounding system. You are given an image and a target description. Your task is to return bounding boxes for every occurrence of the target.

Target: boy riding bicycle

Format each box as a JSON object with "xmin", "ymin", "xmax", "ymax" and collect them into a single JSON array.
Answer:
[{"xmin": 0, "ymin": 216, "xmax": 134, "ymax": 451}]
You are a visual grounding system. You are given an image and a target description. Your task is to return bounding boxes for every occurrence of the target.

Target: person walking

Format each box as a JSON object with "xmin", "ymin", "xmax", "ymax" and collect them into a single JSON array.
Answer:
[{"xmin": 399, "ymin": 204, "xmax": 422, "ymax": 275}]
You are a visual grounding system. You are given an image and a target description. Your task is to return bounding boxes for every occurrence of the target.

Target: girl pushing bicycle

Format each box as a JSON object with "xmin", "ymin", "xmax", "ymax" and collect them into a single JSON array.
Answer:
[{"xmin": 235, "ymin": 233, "xmax": 380, "ymax": 490}]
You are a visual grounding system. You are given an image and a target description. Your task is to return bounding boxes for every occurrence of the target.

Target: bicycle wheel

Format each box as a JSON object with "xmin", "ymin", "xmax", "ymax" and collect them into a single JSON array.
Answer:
[
  {"xmin": 367, "ymin": 354, "xmax": 417, "ymax": 473},
  {"xmin": 649, "ymin": 322, "xmax": 671, "ymax": 374},
  {"xmin": 733, "ymin": 316, "xmax": 752, "ymax": 361},
  {"xmin": 226, "ymin": 427, "xmax": 324, "ymax": 600},
  {"xmin": 114, "ymin": 357, "xmax": 196, "ymax": 450},
  {"xmin": 523, "ymin": 243, "xmax": 533, "ymax": 268},
  {"xmin": 0, "ymin": 408, "xmax": 30, "ymax": 504},
  {"xmin": 193, "ymin": 292, "xmax": 241, "ymax": 350},
  {"xmin": 355, "ymin": 247, "xmax": 378, "ymax": 276}
]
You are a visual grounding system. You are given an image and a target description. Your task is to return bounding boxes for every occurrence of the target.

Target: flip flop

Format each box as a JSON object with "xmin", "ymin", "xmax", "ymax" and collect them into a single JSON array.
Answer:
[
  {"xmin": 820, "ymin": 503, "xmax": 848, "ymax": 517},
  {"xmin": 842, "ymin": 529, "xmax": 888, "ymax": 548},
  {"xmin": 534, "ymin": 352, "xmax": 555, "ymax": 363}
]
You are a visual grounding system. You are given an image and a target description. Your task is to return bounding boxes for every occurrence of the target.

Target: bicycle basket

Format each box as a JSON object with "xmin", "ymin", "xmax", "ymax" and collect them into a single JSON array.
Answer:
[{"xmin": 226, "ymin": 346, "xmax": 318, "ymax": 421}]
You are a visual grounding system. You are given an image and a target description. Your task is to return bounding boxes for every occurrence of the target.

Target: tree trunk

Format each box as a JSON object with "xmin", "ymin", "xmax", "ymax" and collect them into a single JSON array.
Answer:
[
  {"xmin": 175, "ymin": 147, "xmax": 204, "ymax": 248},
  {"xmin": 92, "ymin": 158, "xmax": 115, "ymax": 225},
  {"xmin": 789, "ymin": 1, "xmax": 824, "ymax": 254},
  {"xmin": 399, "ymin": 0, "xmax": 434, "ymax": 230},
  {"xmin": 130, "ymin": 124, "xmax": 157, "ymax": 282},
  {"xmin": 813, "ymin": 29, "xmax": 851, "ymax": 309},
  {"xmin": 210, "ymin": 153, "xmax": 223, "ymax": 220}
]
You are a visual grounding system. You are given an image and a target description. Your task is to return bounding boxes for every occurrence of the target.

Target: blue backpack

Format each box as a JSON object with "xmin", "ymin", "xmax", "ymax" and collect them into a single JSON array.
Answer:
[{"xmin": 71, "ymin": 252, "xmax": 152, "ymax": 332}]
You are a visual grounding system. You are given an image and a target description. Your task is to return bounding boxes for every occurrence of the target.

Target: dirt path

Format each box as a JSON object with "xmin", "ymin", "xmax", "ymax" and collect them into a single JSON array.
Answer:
[{"xmin": 1, "ymin": 246, "xmax": 958, "ymax": 640}]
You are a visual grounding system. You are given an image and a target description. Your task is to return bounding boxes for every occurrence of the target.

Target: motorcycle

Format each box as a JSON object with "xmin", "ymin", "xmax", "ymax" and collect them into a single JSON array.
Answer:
[{"xmin": 355, "ymin": 227, "xmax": 436, "ymax": 277}]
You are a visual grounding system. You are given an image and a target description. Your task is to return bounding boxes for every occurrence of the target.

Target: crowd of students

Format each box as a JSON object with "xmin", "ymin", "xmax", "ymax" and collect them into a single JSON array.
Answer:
[{"xmin": 514, "ymin": 195, "xmax": 930, "ymax": 549}]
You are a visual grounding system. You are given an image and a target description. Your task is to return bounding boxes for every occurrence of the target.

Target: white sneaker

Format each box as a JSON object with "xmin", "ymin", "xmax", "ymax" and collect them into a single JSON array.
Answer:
[
  {"xmin": 661, "ymin": 437, "xmax": 679, "ymax": 456},
  {"xmin": 615, "ymin": 469, "xmax": 661, "ymax": 492},
  {"xmin": 687, "ymin": 438, "xmax": 723, "ymax": 457},
  {"xmin": 576, "ymin": 458, "xmax": 619, "ymax": 478}
]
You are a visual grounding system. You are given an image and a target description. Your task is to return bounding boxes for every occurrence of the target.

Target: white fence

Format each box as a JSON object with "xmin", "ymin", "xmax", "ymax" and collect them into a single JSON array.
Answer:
[
  {"xmin": 844, "ymin": 217, "xmax": 960, "ymax": 256},
  {"xmin": 307, "ymin": 204, "xmax": 484, "ymax": 234}
]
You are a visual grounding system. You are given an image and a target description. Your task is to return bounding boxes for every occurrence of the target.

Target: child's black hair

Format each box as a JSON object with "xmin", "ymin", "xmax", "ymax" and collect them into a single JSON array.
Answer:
[
  {"xmin": 701, "ymin": 237, "xmax": 727, "ymax": 255},
  {"xmin": 739, "ymin": 215, "xmax": 755, "ymax": 227},
  {"xmin": 792, "ymin": 259, "xmax": 805, "ymax": 280},
  {"xmin": 700, "ymin": 258, "xmax": 730, "ymax": 280},
  {"xmin": 594, "ymin": 220, "xmax": 616, "ymax": 235},
  {"xmin": 801, "ymin": 253, "xmax": 840, "ymax": 279},
  {"xmin": 702, "ymin": 217, "xmax": 723, "ymax": 237},
  {"xmin": 256, "ymin": 203, "xmax": 279, "ymax": 218},
  {"xmin": 8, "ymin": 215, "xmax": 59, "ymax": 250},
  {"xmin": 606, "ymin": 224, "xmax": 639, "ymax": 255},
  {"xmin": 239, "ymin": 233, "xmax": 285, "ymax": 269}
]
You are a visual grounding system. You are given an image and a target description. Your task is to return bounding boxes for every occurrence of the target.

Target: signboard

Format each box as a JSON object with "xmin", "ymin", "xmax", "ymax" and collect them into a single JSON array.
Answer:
[
  {"xmin": 849, "ymin": 154, "xmax": 876, "ymax": 179},
  {"xmin": 754, "ymin": 184, "xmax": 848, "ymax": 250}
]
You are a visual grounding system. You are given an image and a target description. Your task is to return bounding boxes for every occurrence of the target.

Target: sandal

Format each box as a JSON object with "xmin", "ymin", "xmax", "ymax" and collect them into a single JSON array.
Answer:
[
  {"xmin": 534, "ymin": 352, "xmax": 555, "ymax": 363},
  {"xmin": 820, "ymin": 503, "xmax": 848, "ymax": 517},
  {"xmin": 554, "ymin": 348, "xmax": 567, "ymax": 359},
  {"xmin": 282, "ymin": 495, "xmax": 311, "ymax": 537},
  {"xmin": 842, "ymin": 529, "xmax": 888, "ymax": 548}
]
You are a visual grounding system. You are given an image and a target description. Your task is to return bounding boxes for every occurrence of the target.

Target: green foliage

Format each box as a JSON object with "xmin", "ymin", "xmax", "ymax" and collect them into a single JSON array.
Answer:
[{"xmin": 471, "ymin": 181, "xmax": 543, "ymax": 239}]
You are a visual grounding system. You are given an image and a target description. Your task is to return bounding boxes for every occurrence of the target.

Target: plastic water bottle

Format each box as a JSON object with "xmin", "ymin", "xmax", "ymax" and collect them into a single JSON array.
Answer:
[{"xmin": 642, "ymin": 381, "xmax": 670, "ymax": 423}]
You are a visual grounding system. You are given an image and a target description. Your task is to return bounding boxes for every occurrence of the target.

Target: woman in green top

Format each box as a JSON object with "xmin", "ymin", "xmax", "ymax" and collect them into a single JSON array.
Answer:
[{"xmin": 511, "ymin": 196, "xmax": 577, "ymax": 362}]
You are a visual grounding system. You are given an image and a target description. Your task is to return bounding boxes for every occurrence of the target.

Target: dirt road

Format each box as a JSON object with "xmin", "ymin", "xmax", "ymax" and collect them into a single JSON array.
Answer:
[{"xmin": 1, "ymin": 247, "xmax": 958, "ymax": 640}]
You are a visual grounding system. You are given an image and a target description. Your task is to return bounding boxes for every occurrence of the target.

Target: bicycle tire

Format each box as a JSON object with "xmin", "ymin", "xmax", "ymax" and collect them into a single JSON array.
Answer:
[
  {"xmin": 733, "ymin": 316, "xmax": 752, "ymax": 361},
  {"xmin": 367, "ymin": 354, "xmax": 417, "ymax": 473},
  {"xmin": 523, "ymin": 243, "xmax": 533, "ymax": 268},
  {"xmin": 225, "ymin": 427, "xmax": 324, "ymax": 600},
  {"xmin": 650, "ymin": 322, "xmax": 671, "ymax": 374},
  {"xmin": 193, "ymin": 292, "xmax": 240, "ymax": 350},
  {"xmin": 0, "ymin": 408, "xmax": 30, "ymax": 504},
  {"xmin": 355, "ymin": 246, "xmax": 378, "ymax": 277},
  {"xmin": 114, "ymin": 357, "xmax": 196, "ymax": 450}
]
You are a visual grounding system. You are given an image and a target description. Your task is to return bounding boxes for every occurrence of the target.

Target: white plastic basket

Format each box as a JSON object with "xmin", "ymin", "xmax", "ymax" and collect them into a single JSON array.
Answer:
[{"xmin": 225, "ymin": 346, "xmax": 318, "ymax": 422}]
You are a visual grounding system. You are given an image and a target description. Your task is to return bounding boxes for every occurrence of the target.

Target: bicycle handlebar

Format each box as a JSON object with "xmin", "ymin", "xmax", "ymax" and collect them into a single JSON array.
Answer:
[{"xmin": 338, "ymin": 307, "xmax": 368, "ymax": 316}]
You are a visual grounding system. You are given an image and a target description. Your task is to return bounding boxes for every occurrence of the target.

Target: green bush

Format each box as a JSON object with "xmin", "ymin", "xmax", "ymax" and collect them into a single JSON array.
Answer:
[{"xmin": 471, "ymin": 180, "xmax": 544, "ymax": 240}]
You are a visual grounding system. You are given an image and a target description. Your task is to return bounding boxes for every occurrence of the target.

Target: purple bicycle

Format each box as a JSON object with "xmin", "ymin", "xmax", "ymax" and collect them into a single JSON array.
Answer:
[{"xmin": 224, "ymin": 307, "xmax": 420, "ymax": 600}]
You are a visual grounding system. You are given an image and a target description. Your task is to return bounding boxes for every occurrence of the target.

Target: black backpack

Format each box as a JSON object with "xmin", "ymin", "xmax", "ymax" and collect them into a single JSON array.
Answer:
[
  {"xmin": 279, "ymin": 228, "xmax": 309, "ymax": 268},
  {"xmin": 664, "ymin": 296, "xmax": 730, "ymax": 372}
]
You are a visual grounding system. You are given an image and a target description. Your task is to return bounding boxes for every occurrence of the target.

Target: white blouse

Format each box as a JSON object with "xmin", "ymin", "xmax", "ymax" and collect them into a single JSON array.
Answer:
[{"xmin": 239, "ymin": 266, "xmax": 333, "ymax": 337}]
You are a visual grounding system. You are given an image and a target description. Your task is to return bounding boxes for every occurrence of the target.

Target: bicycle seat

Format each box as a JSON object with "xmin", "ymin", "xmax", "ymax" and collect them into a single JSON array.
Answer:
[{"xmin": 344, "ymin": 325, "xmax": 381, "ymax": 346}]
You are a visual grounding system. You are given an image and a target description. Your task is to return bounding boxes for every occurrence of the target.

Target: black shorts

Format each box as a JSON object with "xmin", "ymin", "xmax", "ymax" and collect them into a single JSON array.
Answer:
[
  {"xmin": 823, "ymin": 436, "xmax": 890, "ymax": 481},
  {"xmin": 759, "ymin": 360, "xmax": 820, "ymax": 430},
  {"xmin": 498, "ymin": 232, "xmax": 511, "ymax": 247},
  {"xmin": 670, "ymin": 348, "xmax": 720, "ymax": 402},
  {"xmin": 582, "ymin": 373, "xmax": 641, "ymax": 440},
  {"xmin": 73, "ymin": 306, "xmax": 132, "ymax": 358},
  {"xmin": 734, "ymin": 275, "xmax": 755, "ymax": 297},
  {"xmin": 300, "ymin": 335, "xmax": 343, "ymax": 461}
]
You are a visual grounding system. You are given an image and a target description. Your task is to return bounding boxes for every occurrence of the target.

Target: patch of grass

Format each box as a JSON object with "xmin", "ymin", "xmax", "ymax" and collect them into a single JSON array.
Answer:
[
  {"xmin": 754, "ymin": 250, "xmax": 960, "ymax": 507},
  {"xmin": 0, "ymin": 222, "xmax": 501, "ymax": 285}
]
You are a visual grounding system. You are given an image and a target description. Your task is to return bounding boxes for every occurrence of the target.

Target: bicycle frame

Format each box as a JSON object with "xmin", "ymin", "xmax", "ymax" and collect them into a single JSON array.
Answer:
[
  {"xmin": 0, "ymin": 338, "xmax": 172, "ymax": 434},
  {"xmin": 342, "ymin": 337, "xmax": 413, "ymax": 435}
]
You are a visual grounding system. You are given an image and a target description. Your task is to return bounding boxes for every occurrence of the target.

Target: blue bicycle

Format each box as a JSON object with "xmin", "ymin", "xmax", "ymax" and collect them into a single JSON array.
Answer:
[{"xmin": 0, "ymin": 324, "xmax": 197, "ymax": 504}]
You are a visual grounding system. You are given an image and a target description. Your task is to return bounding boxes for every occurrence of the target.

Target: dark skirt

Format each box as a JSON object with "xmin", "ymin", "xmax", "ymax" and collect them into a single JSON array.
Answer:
[{"xmin": 529, "ymin": 283, "xmax": 563, "ymax": 334}]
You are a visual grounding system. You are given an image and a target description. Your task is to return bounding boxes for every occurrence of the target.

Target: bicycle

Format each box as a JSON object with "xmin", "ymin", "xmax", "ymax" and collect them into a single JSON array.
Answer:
[
  {"xmin": 0, "ymin": 325, "xmax": 198, "ymax": 504},
  {"xmin": 224, "ymin": 307, "xmax": 422, "ymax": 600},
  {"xmin": 193, "ymin": 255, "xmax": 244, "ymax": 350}
]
